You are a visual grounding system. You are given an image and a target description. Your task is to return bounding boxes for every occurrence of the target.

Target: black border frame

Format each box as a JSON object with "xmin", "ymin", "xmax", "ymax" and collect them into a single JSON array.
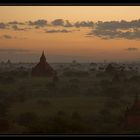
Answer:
[
  {"xmin": 0, "ymin": 2, "xmax": 140, "ymax": 137},
  {"xmin": 0, "ymin": 3, "xmax": 140, "ymax": 6}
]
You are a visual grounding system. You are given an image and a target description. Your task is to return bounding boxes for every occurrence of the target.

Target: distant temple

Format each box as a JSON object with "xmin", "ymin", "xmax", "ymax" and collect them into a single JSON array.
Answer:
[
  {"xmin": 31, "ymin": 51, "xmax": 55, "ymax": 77},
  {"xmin": 6, "ymin": 59, "xmax": 12, "ymax": 65},
  {"xmin": 105, "ymin": 63, "xmax": 117, "ymax": 74},
  {"xmin": 124, "ymin": 94, "xmax": 140, "ymax": 128}
]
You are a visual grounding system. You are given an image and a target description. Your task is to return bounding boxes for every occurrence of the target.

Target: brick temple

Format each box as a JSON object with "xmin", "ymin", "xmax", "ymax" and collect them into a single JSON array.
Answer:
[
  {"xmin": 124, "ymin": 94, "xmax": 140, "ymax": 128},
  {"xmin": 31, "ymin": 51, "xmax": 55, "ymax": 77}
]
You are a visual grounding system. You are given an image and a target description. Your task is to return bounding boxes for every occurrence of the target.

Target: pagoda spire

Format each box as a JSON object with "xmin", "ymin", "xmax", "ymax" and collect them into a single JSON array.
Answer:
[
  {"xmin": 31, "ymin": 50, "xmax": 55, "ymax": 77},
  {"xmin": 40, "ymin": 50, "xmax": 46, "ymax": 62},
  {"xmin": 41, "ymin": 50, "xmax": 45, "ymax": 57},
  {"xmin": 42, "ymin": 50, "xmax": 44, "ymax": 55}
]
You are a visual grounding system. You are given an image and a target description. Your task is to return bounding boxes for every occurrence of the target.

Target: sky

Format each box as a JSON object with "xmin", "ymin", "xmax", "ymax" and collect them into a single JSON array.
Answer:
[{"xmin": 0, "ymin": 6, "xmax": 140, "ymax": 62}]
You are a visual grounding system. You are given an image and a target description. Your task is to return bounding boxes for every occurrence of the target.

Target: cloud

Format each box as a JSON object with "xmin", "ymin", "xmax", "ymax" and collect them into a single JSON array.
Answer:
[
  {"xmin": 121, "ymin": 29, "xmax": 140, "ymax": 40},
  {"xmin": 0, "ymin": 21, "xmax": 26, "ymax": 31},
  {"xmin": 87, "ymin": 19, "xmax": 140, "ymax": 40},
  {"xmin": 0, "ymin": 34, "xmax": 27, "ymax": 40},
  {"xmin": 64, "ymin": 20, "xmax": 73, "ymax": 27},
  {"xmin": 95, "ymin": 19, "xmax": 140, "ymax": 31},
  {"xmin": 0, "ymin": 23, "xmax": 7, "ymax": 29},
  {"xmin": 0, "ymin": 19, "xmax": 94, "ymax": 30},
  {"xmin": 45, "ymin": 29, "xmax": 72, "ymax": 33},
  {"xmin": 8, "ymin": 21, "xmax": 24, "ymax": 25},
  {"xmin": 1, "ymin": 35, "xmax": 13, "ymax": 39},
  {"xmin": 51, "ymin": 19, "xmax": 64, "ymax": 26},
  {"xmin": 2, "ymin": 18, "xmax": 140, "ymax": 40},
  {"xmin": 28, "ymin": 19, "xmax": 47, "ymax": 28},
  {"xmin": 51, "ymin": 19, "xmax": 74, "ymax": 27},
  {"xmin": 87, "ymin": 29, "xmax": 121, "ymax": 39},
  {"xmin": 125, "ymin": 48, "xmax": 138, "ymax": 51},
  {"xmin": 11, "ymin": 25, "xmax": 27, "ymax": 31},
  {"xmin": 87, "ymin": 28, "xmax": 140, "ymax": 40},
  {"xmin": 74, "ymin": 21, "xmax": 94, "ymax": 28},
  {"xmin": 51, "ymin": 19, "xmax": 94, "ymax": 28}
]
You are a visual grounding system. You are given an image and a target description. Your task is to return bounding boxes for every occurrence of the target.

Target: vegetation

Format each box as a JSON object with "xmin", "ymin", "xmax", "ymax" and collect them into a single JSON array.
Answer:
[{"xmin": 0, "ymin": 62, "xmax": 139, "ymax": 134}]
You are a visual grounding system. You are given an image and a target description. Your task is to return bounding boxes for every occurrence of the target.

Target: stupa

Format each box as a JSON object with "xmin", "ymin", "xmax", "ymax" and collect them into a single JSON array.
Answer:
[
  {"xmin": 124, "ymin": 94, "xmax": 140, "ymax": 128},
  {"xmin": 31, "ymin": 51, "xmax": 55, "ymax": 77}
]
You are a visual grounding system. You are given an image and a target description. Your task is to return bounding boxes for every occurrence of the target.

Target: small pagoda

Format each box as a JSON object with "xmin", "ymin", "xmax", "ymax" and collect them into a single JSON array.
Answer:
[
  {"xmin": 124, "ymin": 94, "xmax": 140, "ymax": 128},
  {"xmin": 31, "ymin": 51, "xmax": 55, "ymax": 77}
]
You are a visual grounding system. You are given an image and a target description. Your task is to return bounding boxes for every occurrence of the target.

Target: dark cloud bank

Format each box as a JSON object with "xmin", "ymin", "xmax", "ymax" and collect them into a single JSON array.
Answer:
[
  {"xmin": 87, "ymin": 19, "xmax": 140, "ymax": 40},
  {"xmin": 125, "ymin": 48, "xmax": 138, "ymax": 51},
  {"xmin": 28, "ymin": 19, "xmax": 47, "ymax": 28},
  {"xmin": 1, "ymin": 18, "xmax": 140, "ymax": 40},
  {"xmin": 45, "ymin": 29, "xmax": 72, "ymax": 33},
  {"xmin": 0, "ymin": 23, "xmax": 7, "ymax": 29}
]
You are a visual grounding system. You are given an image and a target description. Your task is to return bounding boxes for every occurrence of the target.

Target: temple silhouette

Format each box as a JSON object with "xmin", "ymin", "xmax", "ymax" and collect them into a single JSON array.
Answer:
[
  {"xmin": 31, "ymin": 51, "xmax": 55, "ymax": 77},
  {"xmin": 124, "ymin": 94, "xmax": 140, "ymax": 128}
]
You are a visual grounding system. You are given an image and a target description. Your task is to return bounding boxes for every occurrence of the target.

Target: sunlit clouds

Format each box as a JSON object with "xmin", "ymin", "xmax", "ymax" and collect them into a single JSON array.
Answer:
[{"xmin": 0, "ymin": 6, "xmax": 140, "ymax": 62}]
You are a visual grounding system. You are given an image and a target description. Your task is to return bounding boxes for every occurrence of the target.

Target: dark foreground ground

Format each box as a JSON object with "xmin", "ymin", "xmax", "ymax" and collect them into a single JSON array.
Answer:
[{"xmin": 0, "ymin": 62, "xmax": 140, "ymax": 134}]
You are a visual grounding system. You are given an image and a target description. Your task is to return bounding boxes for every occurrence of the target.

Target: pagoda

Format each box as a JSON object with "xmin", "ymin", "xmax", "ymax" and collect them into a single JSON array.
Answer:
[
  {"xmin": 31, "ymin": 51, "xmax": 55, "ymax": 77},
  {"xmin": 124, "ymin": 94, "xmax": 140, "ymax": 128}
]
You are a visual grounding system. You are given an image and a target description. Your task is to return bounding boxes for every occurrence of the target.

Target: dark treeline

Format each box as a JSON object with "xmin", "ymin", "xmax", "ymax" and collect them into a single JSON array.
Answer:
[{"xmin": 0, "ymin": 62, "xmax": 139, "ymax": 134}]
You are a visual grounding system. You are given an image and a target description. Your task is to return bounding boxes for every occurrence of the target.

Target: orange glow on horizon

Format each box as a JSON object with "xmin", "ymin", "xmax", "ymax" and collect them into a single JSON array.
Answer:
[{"xmin": 0, "ymin": 6, "xmax": 140, "ymax": 62}]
